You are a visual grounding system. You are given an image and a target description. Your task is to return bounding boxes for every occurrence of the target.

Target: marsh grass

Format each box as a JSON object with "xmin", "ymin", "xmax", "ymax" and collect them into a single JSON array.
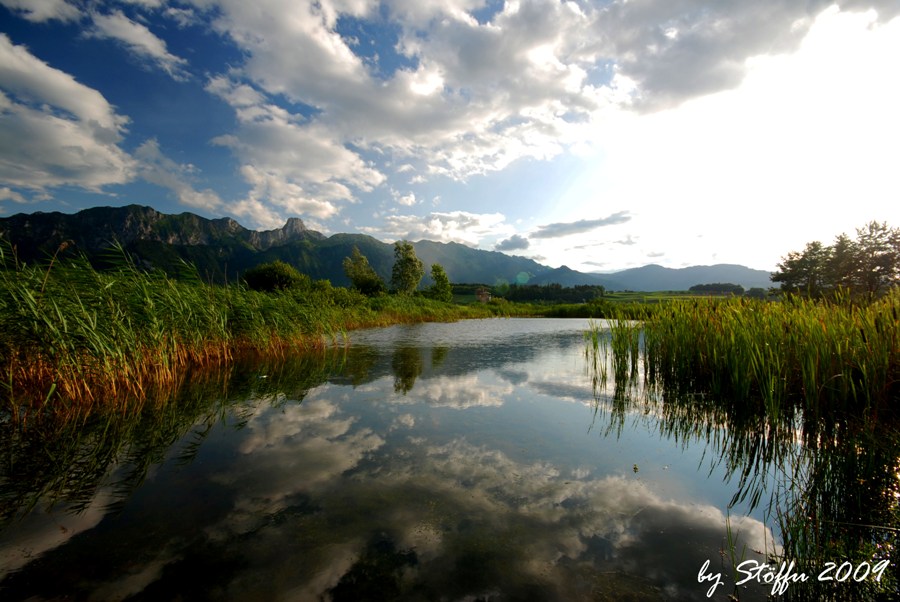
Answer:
[
  {"xmin": 588, "ymin": 294, "xmax": 899, "ymax": 413},
  {"xmin": 0, "ymin": 243, "xmax": 504, "ymax": 422},
  {"xmin": 586, "ymin": 294, "xmax": 900, "ymax": 600}
]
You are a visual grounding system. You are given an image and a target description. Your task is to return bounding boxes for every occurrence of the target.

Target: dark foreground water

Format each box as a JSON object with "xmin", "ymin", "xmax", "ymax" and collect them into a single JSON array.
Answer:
[{"xmin": 0, "ymin": 319, "xmax": 895, "ymax": 601}]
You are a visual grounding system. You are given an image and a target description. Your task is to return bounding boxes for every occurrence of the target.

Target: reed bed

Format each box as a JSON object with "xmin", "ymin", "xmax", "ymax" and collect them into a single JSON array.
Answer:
[
  {"xmin": 589, "ymin": 293, "xmax": 899, "ymax": 417},
  {"xmin": 0, "ymin": 245, "xmax": 500, "ymax": 422},
  {"xmin": 585, "ymin": 294, "xmax": 900, "ymax": 599}
]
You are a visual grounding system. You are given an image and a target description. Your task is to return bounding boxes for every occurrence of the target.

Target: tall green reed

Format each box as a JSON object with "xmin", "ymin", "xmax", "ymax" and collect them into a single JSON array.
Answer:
[
  {"xmin": 636, "ymin": 294, "xmax": 898, "ymax": 412},
  {"xmin": 0, "ymin": 244, "xmax": 312, "ymax": 417},
  {"xmin": 584, "ymin": 291, "xmax": 900, "ymax": 600},
  {"xmin": 0, "ymin": 242, "xmax": 507, "ymax": 421}
]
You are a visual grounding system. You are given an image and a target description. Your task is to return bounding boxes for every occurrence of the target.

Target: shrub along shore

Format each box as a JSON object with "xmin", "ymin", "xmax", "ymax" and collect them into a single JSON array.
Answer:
[{"xmin": 0, "ymin": 247, "xmax": 531, "ymax": 423}]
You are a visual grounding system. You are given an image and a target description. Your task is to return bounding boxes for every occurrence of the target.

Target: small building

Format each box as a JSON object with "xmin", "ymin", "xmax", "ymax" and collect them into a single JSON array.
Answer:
[{"xmin": 475, "ymin": 287, "xmax": 492, "ymax": 303}]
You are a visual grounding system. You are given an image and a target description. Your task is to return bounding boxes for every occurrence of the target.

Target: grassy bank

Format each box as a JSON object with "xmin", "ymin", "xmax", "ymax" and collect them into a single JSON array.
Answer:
[
  {"xmin": 0, "ymin": 248, "xmax": 529, "ymax": 422},
  {"xmin": 539, "ymin": 299, "xmax": 654, "ymax": 320},
  {"xmin": 588, "ymin": 291, "xmax": 900, "ymax": 415},
  {"xmin": 586, "ymin": 294, "xmax": 900, "ymax": 599}
]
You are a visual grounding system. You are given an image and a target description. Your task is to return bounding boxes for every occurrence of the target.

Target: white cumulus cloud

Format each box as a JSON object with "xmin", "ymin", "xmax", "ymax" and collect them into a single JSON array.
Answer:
[
  {"xmin": 89, "ymin": 10, "xmax": 189, "ymax": 81},
  {"xmin": 363, "ymin": 210, "xmax": 512, "ymax": 246},
  {"xmin": 0, "ymin": 34, "xmax": 134, "ymax": 192},
  {"xmin": 0, "ymin": 0, "xmax": 80, "ymax": 23}
]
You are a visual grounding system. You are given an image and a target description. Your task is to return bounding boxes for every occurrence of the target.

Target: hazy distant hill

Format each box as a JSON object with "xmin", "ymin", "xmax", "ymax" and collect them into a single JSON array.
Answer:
[
  {"xmin": 528, "ymin": 265, "xmax": 623, "ymax": 289},
  {"xmin": 412, "ymin": 240, "xmax": 548, "ymax": 285},
  {"xmin": 601, "ymin": 263, "xmax": 773, "ymax": 291},
  {"xmin": 0, "ymin": 205, "xmax": 772, "ymax": 291},
  {"xmin": 527, "ymin": 263, "xmax": 772, "ymax": 291}
]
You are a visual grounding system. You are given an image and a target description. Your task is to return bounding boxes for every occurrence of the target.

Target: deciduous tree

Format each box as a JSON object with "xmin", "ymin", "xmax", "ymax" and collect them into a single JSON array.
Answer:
[
  {"xmin": 771, "ymin": 221, "xmax": 900, "ymax": 298},
  {"xmin": 391, "ymin": 240, "xmax": 424, "ymax": 295},
  {"xmin": 343, "ymin": 246, "xmax": 385, "ymax": 296},
  {"xmin": 427, "ymin": 263, "xmax": 453, "ymax": 302}
]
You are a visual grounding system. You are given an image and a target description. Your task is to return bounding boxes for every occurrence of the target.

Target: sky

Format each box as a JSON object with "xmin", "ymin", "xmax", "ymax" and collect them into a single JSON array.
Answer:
[{"xmin": 0, "ymin": 0, "xmax": 898, "ymax": 273}]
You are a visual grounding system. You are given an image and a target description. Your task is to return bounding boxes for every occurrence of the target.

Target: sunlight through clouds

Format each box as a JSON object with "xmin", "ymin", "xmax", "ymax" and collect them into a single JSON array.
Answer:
[{"xmin": 546, "ymin": 6, "xmax": 900, "ymax": 271}]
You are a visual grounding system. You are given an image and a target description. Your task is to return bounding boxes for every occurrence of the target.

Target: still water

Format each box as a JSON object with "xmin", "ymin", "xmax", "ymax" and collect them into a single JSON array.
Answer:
[{"xmin": 1, "ymin": 318, "xmax": 888, "ymax": 600}]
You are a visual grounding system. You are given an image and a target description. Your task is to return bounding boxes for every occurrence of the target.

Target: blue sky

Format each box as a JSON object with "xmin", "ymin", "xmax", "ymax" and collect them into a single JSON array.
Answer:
[{"xmin": 1, "ymin": 0, "xmax": 898, "ymax": 272}]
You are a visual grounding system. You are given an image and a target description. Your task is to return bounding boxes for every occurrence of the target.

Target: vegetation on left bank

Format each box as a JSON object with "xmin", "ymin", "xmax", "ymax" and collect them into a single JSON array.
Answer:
[{"xmin": 0, "ymin": 243, "xmax": 523, "ymax": 422}]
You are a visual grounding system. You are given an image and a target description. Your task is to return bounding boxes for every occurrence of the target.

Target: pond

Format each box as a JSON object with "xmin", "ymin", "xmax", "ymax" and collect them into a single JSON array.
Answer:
[{"xmin": 0, "ymin": 318, "xmax": 896, "ymax": 601}]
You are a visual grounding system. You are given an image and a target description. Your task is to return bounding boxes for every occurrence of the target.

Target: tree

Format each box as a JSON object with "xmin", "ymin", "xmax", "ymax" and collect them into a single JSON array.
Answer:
[
  {"xmin": 771, "ymin": 241, "xmax": 830, "ymax": 297},
  {"xmin": 427, "ymin": 264, "xmax": 453, "ymax": 302},
  {"xmin": 343, "ymin": 246, "xmax": 385, "ymax": 296},
  {"xmin": 688, "ymin": 283, "xmax": 745, "ymax": 295},
  {"xmin": 744, "ymin": 287, "xmax": 767, "ymax": 300},
  {"xmin": 852, "ymin": 221, "xmax": 900, "ymax": 295},
  {"xmin": 390, "ymin": 240, "xmax": 424, "ymax": 295},
  {"xmin": 771, "ymin": 221, "xmax": 900, "ymax": 298},
  {"xmin": 243, "ymin": 260, "xmax": 309, "ymax": 292},
  {"xmin": 825, "ymin": 233, "xmax": 858, "ymax": 292}
]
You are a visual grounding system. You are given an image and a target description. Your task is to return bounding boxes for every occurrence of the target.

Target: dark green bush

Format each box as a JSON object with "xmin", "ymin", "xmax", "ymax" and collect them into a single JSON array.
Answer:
[{"xmin": 243, "ymin": 261, "xmax": 310, "ymax": 292}]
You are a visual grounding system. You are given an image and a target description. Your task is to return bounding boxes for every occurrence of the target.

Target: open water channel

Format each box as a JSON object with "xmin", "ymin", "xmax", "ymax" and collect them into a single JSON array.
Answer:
[{"xmin": 1, "ymin": 318, "xmax": 895, "ymax": 600}]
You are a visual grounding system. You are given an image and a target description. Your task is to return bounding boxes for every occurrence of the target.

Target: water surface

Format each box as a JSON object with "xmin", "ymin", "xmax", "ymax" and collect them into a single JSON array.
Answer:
[{"xmin": 0, "ymin": 318, "xmax": 826, "ymax": 600}]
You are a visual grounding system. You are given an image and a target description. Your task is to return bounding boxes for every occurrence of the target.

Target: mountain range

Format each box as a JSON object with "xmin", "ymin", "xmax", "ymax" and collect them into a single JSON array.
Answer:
[{"xmin": 0, "ymin": 205, "xmax": 774, "ymax": 291}]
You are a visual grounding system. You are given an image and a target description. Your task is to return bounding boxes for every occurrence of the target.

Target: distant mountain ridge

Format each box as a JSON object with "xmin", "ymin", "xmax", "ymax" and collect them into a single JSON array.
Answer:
[
  {"xmin": 529, "ymin": 263, "xmax": 773, "ymax": 292},
  {"xmin": 0, "ymin": 205, "xmax": 324, "ymax": 253},
  {"xmin": 0, "ymin": 205, "xmax": 773, "ymax": 291},
  {"xmin": 610, "ymin": 263, "xmax": 773, "ymax": 291}
]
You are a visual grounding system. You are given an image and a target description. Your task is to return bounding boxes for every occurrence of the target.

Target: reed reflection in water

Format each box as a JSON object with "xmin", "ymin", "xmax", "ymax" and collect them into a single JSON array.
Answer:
[{"xmin": 587, "ymin": 316, "xmax": 900, "ymax": 601}]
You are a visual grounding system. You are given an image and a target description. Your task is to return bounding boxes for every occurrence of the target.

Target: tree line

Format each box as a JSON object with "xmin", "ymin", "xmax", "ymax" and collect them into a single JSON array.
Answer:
[
  {"xmin": 688, "ymin": 283, "xmax": 745, "ymax": 295},
  {"xmin": 502, "ymin": 283, "xmax": 606, "ymax": 303},
  {"xmin": 244, "ymin": 221, "xmax": 899, "ymax": 304},
  {"xmin": 342, "ymin": 241, "xmax": 452, "ymax": 302},
  {"xmin": 771, "ymin": 221, "xmax": 899, "ymax": 298},
  {"xmin": 244, "ymin": 240, "xmax": 453, "ymax": 302}
]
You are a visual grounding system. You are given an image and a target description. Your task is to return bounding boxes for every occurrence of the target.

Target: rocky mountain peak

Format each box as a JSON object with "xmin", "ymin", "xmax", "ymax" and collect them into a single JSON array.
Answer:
[
  {"xmin": 245, "ymin": 217, "xmax": 316, "ymax": 250},
  {"xmin": 283, "ymin": 217, "xmax": 307, "ymax": 235}
]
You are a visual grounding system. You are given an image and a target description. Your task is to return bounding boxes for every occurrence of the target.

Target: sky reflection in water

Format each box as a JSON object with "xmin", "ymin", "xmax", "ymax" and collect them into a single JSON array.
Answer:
[{"xmin": 0, "ymin": 318, "xmax": 774, "ymax": 601}]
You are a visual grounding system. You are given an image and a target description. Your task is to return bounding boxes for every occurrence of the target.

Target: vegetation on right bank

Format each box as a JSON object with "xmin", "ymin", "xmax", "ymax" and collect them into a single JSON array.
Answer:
[
  {"xmin": 588, "ymin": 221, "xmax": 900, "ymax": 409},
  {"xmin": 585, "ymin": 222, "xmax": 900, "ymax": 599},
  {"xmin": 629, "ymin": 292, "xmax": 895, "ymax": 407},
  {"xmin": 771, "ymin": 220, "xmax": 899, "ymax": 298}
]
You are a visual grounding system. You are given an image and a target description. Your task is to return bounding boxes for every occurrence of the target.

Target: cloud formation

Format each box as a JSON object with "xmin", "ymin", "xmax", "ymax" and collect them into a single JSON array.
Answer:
[
  {"xmin": 89, "ymin": 10, "xmax": 189, "ymax": 81},
  {"xmin": 363, "ymin": 210, "xmax": 511, "ymax": 246},
  {"xmin": 531, "ymin": 211, "xmax": 632, "ymax": 239},
  {"xmin": 0, "ymin": 34, "xmax": 134, "ymax": 191},
  {"xmin": 1, "ymin": 0, "xmax": 898, "ymax": 263},
  {"xmin": 205, "ymin": 75, "xmax": 385, "ymax": 228},
  {"xmin": 495, "ymin": 234, "xmax": 530, "ymax": 251},
  {"xmin": 0, "ymin": 0, "xmax": 79, "ymax": 23},
  {"xmin": 135, "ymin": 139, "xmax": 223, "ymax": 210}
]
